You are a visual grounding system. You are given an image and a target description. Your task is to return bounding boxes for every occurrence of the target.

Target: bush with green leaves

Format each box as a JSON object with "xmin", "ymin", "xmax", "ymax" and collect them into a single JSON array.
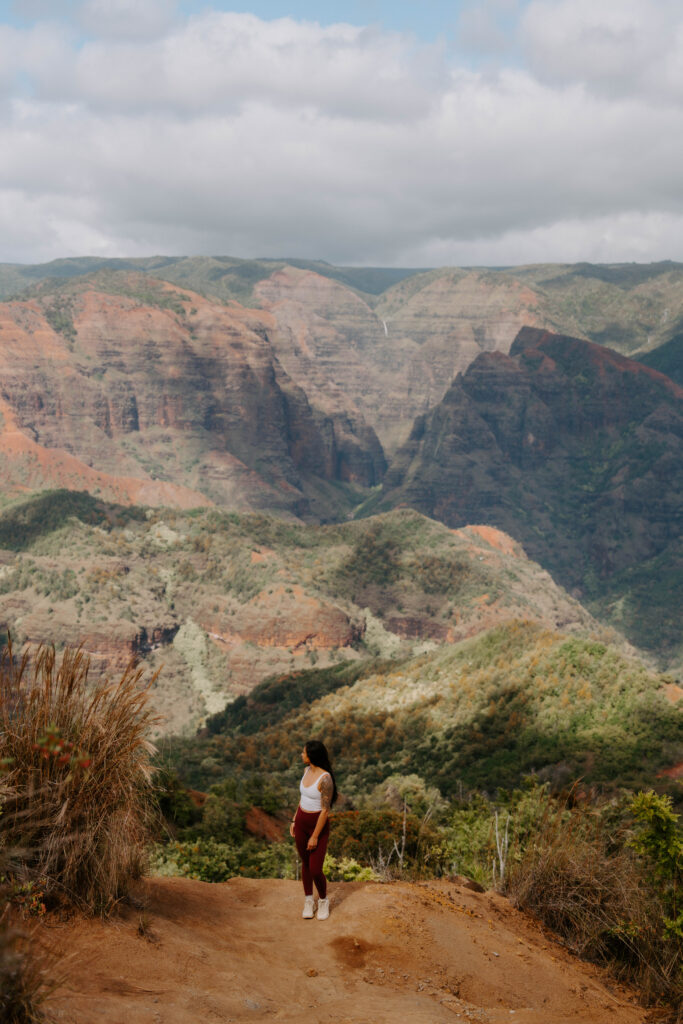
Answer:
[
  {"xmin": 153, "ymin": 837, "xmax": 295, "ymax": 882},
  {"xmin": 327, "ymin": 808, "xmax": 443, "ymax": 876},
  {"xmin": 628, "ymin": 791, "xmax": 682, "ymax": 1015},
  {"xmin": 323, "ymin": 854, "xmax": 376, "ymax": 882},
  {"xmin": 630, "ymin": 791, "xmax": 683, "ymax": 936},
  {"xmin": 161, "ymin": 838, "xmax": 239, "ymax": 883}
]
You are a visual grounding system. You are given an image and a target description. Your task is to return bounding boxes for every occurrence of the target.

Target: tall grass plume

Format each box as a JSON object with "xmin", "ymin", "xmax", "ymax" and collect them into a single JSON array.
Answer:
[{"xmin": 0, "ymin": 637, "xmax": 159, "ymax": 913}]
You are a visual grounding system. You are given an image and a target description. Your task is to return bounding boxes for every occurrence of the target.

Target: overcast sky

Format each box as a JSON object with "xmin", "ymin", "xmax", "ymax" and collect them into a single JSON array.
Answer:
[{"xmin": 1, "ymin": 0, "xmax": 682, "ymax": 267}]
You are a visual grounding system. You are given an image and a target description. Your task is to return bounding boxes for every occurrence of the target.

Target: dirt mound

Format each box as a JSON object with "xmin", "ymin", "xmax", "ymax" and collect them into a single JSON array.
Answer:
[{"xmin": 45, "ymin": 876, "xmax": 645, "ymax": 1023}]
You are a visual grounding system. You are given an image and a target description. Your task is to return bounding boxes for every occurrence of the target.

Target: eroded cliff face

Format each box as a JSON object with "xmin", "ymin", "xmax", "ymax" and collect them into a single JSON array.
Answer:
[
  {"xmin": 379, "ymin": 327, "xmax": 683, "ymax": 593},
  {"xmin": 254, "ymin": 267, "xmax": 546, "ymax": 454},
  {"xmin": 0, "ymin": 274, "xmax": 385, "ymax": 513}
]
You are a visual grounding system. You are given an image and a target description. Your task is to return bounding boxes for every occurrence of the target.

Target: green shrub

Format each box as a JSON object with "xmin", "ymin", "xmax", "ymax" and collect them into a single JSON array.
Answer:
[
  {"xmin": 629, "ymin": 791, "xmax": 683, "ymax": 1010},
  {"xmin": 154, "ymin": 837, "xmax": 295, "ymax": 882},
  {"xmin": 154, "ymin": 768, "xmax": 203, "ymax": 831},
  {"xmin": 323, "ymin": 854, "xmax": 376, "ymax": 882},
  {"xmin": 328, "ymin": 808, "xmax": 442, "ymax": 876},
  {"xmin": 165, "ymin": 838, "xmax": 238, "ymax": 883},
  {"xmin": 196, "ymin": 793, "xmax": 245, "ymax": 845}
]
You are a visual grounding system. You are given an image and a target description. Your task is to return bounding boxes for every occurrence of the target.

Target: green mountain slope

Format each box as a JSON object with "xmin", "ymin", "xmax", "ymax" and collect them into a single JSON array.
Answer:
[
  {"xmin": 0, "ymin": 494, "xmax": 611, "ymax": 735},
  {"xmin": 0, "ymin": 255, "xmax": 423, "ymax": 306},
  {"xmin": 167, "ymin": 620, "xmax": 682, "ymax": 796},
  {"xmin": 635, "ymin": 332, "xmax": 683, "ymax": 386}
]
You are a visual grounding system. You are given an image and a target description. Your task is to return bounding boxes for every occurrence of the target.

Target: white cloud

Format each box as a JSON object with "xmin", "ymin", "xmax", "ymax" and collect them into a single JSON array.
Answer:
[
  {"xmin": 40, "ymin": 14, "xmax": 445, "ymax": 121},
  {"xmin": 78, "ymin": 0, "xmax": 177, "ymax": 40},
  {"xmin": 0, "ymin": 3, "xmax": 682, "ymax": 266},
  {"xmin": 521, "ymin": 0, "xmax": 683, "ymax": 102}
]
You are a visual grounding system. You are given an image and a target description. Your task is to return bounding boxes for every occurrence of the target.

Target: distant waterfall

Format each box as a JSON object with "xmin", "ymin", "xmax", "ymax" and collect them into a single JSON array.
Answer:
[{"xmin": 381, "ymin": 319, "xmax": 388, "ymax": 337}]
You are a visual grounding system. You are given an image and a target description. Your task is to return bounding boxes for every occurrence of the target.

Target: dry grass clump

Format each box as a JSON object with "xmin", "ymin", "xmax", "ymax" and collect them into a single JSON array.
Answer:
[
  {"xmin": 506, "ymin": 807, "xmax": 682, "ymax": 1020},
  {"xmin": 0, "ymin": 911, "xmax": 56, "ymax": 1024},
  {"xmin": 0, "ymin": 775, "xmax": 55, "ymax": 1024},
  {"xmin": 0, "ymin": 639, "xmax": 159, "ymax": 913}
]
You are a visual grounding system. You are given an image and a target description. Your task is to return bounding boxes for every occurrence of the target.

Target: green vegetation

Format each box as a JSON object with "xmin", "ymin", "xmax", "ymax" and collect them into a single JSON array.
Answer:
[
  {"xmin": 150, "ymin": 612, "xmax": 682, "ymax": 1017},
  {"xmin": 0, "ymin": 490, "xmax": 144, "ymax": 552},
  {"xmin": 0, "ymin": 602, "xmax": 679, "ymax": 1016},
  {"xmin": 589, "ymin": 539, "xmax": 683, "ymax": 663},
  {"xmin": 204, "ymin": 660, "xmax": 381, "ymax": 737},
  {"xmin": 154, "ymin": 613, "xmax": 680, "ymax": 1022},
  {"xmin": 0, "ymin": 494, "xmax": 601, "ymax": 734},
  {"xmin": 76, "ymin": 270, "xmax": 191, "ymax": 314},
  {"xmin": 42, "ymin": 295, "xmax": 77, "ymax": 343},
  {"xmin": 4, "ymin": 256, "xmax": 682, "ymax": 354},
  {"xmin": 267, "ymin": 259, "xmax": 422, "ymax": 297},
  {"xmin": 153, "ymin": 751, "xmax": 682, "ymax": 1016},
  {"xmin": 513, "ymin": 260, "xmax": 683, "ymax": 355},
  {"xmin": 0, "ymin": 254, "xmax": 424, "ymax": 306},
  {"xmin": 166, "ymin": 622, "xmax": 681, "ymax": 797},
  {"xmin": 636, "ymin": 332, "xmax": 683, "ymax": 386}
]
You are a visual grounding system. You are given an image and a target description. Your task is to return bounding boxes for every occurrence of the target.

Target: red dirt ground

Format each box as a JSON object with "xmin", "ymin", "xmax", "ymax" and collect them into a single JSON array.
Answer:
[{"xmin": 44, "ymin": 876, "xmax": 647, "ymax": 1024}]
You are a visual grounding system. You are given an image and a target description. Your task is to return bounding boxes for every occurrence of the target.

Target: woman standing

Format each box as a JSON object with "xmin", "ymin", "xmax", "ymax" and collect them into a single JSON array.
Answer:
[{"xmin": 290, "ymin": 739, "xmax": 338, "ymax": 920}]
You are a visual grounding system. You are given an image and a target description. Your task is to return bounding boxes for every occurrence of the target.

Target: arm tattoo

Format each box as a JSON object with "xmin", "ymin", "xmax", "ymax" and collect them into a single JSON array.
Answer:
[{"xmin": 320, "ymin": 774, "xmax": 333, "ymax": 812}]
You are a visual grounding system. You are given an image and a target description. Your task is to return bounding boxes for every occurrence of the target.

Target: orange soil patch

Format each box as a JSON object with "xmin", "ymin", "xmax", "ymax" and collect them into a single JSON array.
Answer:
[
  {"xmin": 461, "ymin": 524, "xmax": 520, "ymax": 556},
  {"xmin": 0, "ymin": 396, "xmax": 210, "ymax": 510},
  {"xmin": 45, "ymin": 876, "xmax": 646, "ymax": 1024},
  {"xmin": 662, "ymin": 682, "xmax": 683, "ymax": 704},
  {"xmin": 186, "ymin": 790, "xmax": 208, "ymax": 809},
  {"xmin": 244, "ymin": 807, "xmax": 285, "ymax": 842},
  {"xmin": 250, "ymin": 549, "xmax": 274, "ymax": 563}
]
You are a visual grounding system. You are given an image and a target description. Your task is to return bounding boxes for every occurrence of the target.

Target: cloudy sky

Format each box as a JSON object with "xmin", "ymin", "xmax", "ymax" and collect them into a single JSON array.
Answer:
[{"xmin": 1, "ymin": 0, "xmax": 682, "ymax": 267}]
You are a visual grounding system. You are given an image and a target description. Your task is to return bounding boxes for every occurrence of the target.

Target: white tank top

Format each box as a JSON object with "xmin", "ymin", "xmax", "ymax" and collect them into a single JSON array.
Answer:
[{"xmin": 299, "ymin": 771, "xmax": 330, "ymax": 812}]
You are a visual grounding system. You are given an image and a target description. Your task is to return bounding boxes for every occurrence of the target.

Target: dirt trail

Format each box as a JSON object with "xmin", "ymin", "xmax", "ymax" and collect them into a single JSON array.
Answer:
[{"xmin": 46, "ymin": 876, "xmax": 645, "ymax": 1024}]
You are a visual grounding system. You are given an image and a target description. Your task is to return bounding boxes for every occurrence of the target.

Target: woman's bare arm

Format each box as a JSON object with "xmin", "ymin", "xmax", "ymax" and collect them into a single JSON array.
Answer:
[{"xmin": 319, "ymin": 774, "xmax": 333, "ymax": 812}]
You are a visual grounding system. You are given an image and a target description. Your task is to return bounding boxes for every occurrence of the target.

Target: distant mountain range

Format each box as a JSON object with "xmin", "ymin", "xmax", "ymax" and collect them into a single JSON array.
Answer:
[
  {"xmin": 2, "ymin": 256, "xmax": 682, "ymax": 455},
  {"xmin": 0, "ymin": 256, "xmax": 680, "ymax": 671}
]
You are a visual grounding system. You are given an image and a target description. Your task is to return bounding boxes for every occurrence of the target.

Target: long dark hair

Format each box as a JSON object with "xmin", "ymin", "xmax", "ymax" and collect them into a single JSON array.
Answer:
[{"xmin": 305, "ymin": 739, "xmax": 338, "ymax": 805}]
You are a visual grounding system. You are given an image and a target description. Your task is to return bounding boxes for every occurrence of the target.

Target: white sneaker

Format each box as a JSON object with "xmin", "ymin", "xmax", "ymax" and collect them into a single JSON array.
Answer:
[
  {"xmin": 302, "ymin": 896, "xmax": 315, "ymax": 919},
  {"xmin": 316, "ymin": 897, "xmax": 330, "ymax": 921}
]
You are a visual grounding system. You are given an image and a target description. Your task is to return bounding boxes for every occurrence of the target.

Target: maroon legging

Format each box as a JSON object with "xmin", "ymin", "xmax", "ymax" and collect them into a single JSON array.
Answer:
[{"xmin": 294, "ymin": 807, "xmax": 329, "ymax": 898}]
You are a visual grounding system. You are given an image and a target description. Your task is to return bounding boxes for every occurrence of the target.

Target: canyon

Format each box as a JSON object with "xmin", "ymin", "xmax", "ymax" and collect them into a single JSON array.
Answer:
[{"xmin": 0, "ymin": 257, "xmax": 681, "ymax": 706}]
